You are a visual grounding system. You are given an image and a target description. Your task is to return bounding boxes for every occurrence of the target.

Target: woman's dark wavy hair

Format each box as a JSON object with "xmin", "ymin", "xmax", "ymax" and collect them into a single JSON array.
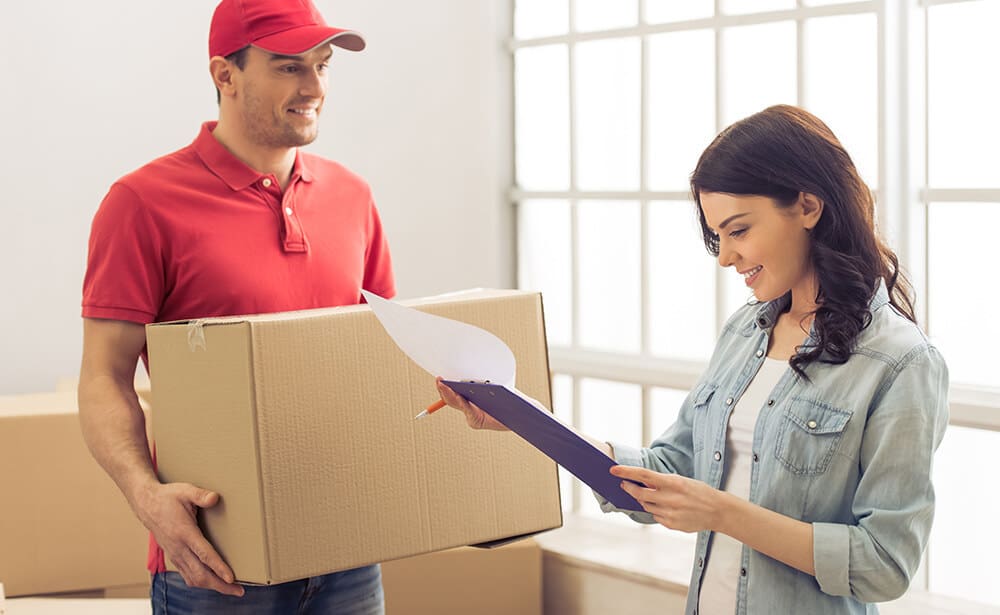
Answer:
[{"xmin": 690, "ymin": 105, "xmax": 915, "ymax": 379}]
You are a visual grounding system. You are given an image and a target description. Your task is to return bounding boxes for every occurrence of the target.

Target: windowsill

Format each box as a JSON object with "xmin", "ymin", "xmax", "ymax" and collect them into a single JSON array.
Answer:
[
  {"xmin": 535, "ymin": 514, "xmax": 1000, "ymax": 615},
  {"xmin": 535, "ymin": 515, "xmax": 694, "ymax": 594}
]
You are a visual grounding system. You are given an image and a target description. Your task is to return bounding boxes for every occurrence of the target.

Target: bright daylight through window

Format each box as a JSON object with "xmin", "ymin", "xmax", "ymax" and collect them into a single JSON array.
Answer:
[{"xmin": 512, "ymin": 0, "xmax": 999, "ymax": 607}]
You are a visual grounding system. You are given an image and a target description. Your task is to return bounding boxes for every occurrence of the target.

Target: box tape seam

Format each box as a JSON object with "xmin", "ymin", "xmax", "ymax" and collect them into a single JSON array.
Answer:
[{"xmin": 187, "ymin": 320, "xmax": 207, "ymax": 352}]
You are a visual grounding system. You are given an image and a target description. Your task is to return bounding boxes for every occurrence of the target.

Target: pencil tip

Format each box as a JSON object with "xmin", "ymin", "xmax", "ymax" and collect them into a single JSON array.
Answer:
[{"xmin": 414, "ymin": 410, "xmax": 429, "ymax": 420}]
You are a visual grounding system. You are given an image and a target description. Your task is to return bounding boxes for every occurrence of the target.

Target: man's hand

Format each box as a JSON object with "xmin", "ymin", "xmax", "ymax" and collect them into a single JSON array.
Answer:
[
  {"xmin": 435, "ymin": 378, "xmax": 508, "ymax": 431},
  {"xmin": 136, "ymin": 482, "xmax": 244, "ymax": 596},
  {"xmin": 79, "ymin": 318, "xmax": 244, "ymax": 596}
]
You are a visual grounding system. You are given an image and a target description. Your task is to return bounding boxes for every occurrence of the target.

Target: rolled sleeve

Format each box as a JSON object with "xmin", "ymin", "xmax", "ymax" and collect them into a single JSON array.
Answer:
[
  {"xmin": 814, "ymin": 344, "xmax": 948, "ymax": 603},
  {"xmin": 813, "ymin": 522, "xmax": 851, "ymax": 596},
  {"xmin": 609, "ymin": 441, "xmax": 645, "ymax": 467},
  {"xmin": 592, "ymin": 442, "xmax": 656, "ymax": 521}
]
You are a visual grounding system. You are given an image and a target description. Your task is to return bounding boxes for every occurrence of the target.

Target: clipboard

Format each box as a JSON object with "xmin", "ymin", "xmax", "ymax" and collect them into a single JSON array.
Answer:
[{"xmin": 443, "ymin": 380, "xmax": 644, "ymax": 512}]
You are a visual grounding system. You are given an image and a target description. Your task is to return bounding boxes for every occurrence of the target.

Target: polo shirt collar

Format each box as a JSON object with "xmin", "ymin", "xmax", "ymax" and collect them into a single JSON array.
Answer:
[
  {"xmin": 292, "ymin": 148, "xmax": 314, "ymax": 184},
  {"xmin": 193, "ymin": 121, "xmax": 313, "ymax": 190}
]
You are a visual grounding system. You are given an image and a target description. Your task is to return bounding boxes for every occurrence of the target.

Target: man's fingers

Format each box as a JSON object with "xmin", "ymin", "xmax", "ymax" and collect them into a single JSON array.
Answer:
[
  {"xmin": 189, "ymin": 534, "xmax": 237, "ymax": 586},
  {"xmin": 184, "ymin": 485, "xmax": 219, "ymax": 508},
  {"xmin": 178, "ymin": 546, "xmax": 244, "ymax": 597}
]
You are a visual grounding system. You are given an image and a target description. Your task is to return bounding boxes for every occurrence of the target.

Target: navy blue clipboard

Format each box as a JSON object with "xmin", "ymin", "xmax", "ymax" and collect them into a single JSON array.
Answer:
[{"xmin": 443, "ymin": 380, "xmax": 643, "ymax": 512}]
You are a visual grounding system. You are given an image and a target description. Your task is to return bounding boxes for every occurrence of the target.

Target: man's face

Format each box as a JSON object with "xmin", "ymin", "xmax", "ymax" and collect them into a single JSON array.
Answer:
[{"xmin": 232, "ymin": 44, "xmax": 332, "ymax": 149}]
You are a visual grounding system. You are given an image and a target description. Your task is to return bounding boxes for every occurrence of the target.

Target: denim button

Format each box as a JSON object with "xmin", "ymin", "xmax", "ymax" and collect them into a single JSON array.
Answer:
[
  {"xmin": 698, "ymin": 557, "xmax": 704, "ymax": 567},
  {"xmin": 726, "ymin": 397, "xmax": 734, "ymax": 405},
  {"xmin": 753, "ymin": 453, "xmax": 759, "ymax": 462},
  {"xmin": 807, "ymin": 420, "xmax": 818, "ymax": 429},
  {"xmin": 741, "ymin": 567, "xmax": 747, "ymax": 577},
  {"xmin": 713, "ymin": 451, "xmax": 722, "ymax": 461},
  {"xmin": 767, "ymin": 399, "xmax": 775, "ymax": 406},
  {"xmin": 756, "ymin": 349, "xmax": 764, "ymax": 358}
]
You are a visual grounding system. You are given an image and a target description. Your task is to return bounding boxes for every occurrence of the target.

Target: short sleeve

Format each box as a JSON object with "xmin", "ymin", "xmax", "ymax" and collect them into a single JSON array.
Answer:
[
  {"xmin": 362, "ymin": 196, "xmax": 395, "ymax": 300},
  {"xmin": 82, "ymin": 182, "xmax": 165, "ymax": 324}
]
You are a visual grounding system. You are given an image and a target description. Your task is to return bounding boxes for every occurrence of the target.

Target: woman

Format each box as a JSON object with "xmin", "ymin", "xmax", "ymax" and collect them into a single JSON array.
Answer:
[{"xmin": 437, "ymin": 105, "xmax": 949, "ymax": 614}]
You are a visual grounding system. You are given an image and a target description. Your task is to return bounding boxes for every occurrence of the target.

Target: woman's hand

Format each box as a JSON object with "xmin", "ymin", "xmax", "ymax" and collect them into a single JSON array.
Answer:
[
  {"xmin": 435, "ymin": 377, "xmax": 509, "ymax": 431},
  {"xmin": 611, "ymin": 465, "xmax": 728, "ymax": 533}
]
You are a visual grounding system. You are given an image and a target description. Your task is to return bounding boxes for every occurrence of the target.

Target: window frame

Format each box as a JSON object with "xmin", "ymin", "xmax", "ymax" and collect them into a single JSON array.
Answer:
[{"xmin": 511, "ymin": 0, "xmax": 1000, "ymax": 600}]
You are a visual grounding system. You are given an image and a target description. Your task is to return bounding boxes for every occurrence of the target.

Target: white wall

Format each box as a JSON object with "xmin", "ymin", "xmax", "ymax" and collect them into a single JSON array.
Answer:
[{"xmin": 0, "ymin": 1, "xmax": 513, "ymax": 395}]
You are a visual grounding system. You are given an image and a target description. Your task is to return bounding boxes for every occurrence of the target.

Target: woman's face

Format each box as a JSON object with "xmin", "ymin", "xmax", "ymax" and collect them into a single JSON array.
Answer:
[{"xmin": 699, "ymin": 192, "xmax": 820, "ymax": 304}]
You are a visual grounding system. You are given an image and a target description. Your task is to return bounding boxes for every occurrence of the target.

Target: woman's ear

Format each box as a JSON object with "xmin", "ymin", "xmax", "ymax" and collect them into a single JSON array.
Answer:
[{"xmin": 799, "ymin": 192, "xmax": 824, "ymax": 231}]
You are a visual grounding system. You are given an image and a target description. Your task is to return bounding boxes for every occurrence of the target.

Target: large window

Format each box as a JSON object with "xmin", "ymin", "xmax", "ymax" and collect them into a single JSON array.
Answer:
[{"xmin": 513, "ymin": 0, "xmax": 999, "ymax": 606}]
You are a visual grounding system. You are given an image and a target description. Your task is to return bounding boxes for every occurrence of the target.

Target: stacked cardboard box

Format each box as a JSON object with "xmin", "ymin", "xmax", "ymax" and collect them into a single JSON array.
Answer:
[
  {"xmin": 383, "ymin": 539, "xmax": 542, "ymax": 615},
  {"xmin": 0, "ymin": 289, "xmax": 557, "ymax": 611},
  {"xmin": 0, "ymin": 392, "xmax": 149, "ymax": 597},
  {"xmin": 1, "ymin": 539, "xmax": 541, "ymax": 614}
]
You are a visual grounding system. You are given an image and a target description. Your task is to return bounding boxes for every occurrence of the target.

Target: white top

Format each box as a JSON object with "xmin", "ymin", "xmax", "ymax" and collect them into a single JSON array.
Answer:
[{"xmin": 699, "ymin": 357, "xmax": 787, "ymax": 615}]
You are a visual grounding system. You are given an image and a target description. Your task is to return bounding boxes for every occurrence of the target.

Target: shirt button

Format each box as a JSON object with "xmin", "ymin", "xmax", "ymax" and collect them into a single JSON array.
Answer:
[
  {"xmin": 697, "ymin": 557, "xmax": 704, "ymax": 567},
  {"xmin": 756, "ymin": 349, "xmax": 764, "ymax": 358},
  {"xmin": 262, "ymin": 178, "xmax": 272, "ymax": 188},
  {"xmin": 713, "ymin": 451, "xmax": 722, "ymax": 461},
  {"xmin": 725, "ymin": 397, "xmax": 734, "ymax": 406},
  {"xmin": 807, "ymin": 420, "xmax": 818, "ymax": 430},
  {"xmin": 753, "ymin": 453, "xmax": 759, "ymax": 462},
  {"xmin": 285, "ymin": 207, "xmax": 293, "ymax": 216},
  {"xmin": 767, "ymin": 399, "xmax": 775, "ymax": 406},
  {"xmin": 740, "ymin": 567, "xmax": 747, "ymax": 577}
]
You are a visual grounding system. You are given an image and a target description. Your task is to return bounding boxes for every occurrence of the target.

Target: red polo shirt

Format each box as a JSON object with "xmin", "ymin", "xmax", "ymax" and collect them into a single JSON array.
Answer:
[{"xmin": 82, "ymin": 121, "xmax": 395, "ymax": 573}]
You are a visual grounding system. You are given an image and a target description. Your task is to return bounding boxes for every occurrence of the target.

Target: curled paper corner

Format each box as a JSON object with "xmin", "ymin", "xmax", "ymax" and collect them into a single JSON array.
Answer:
[{"xmin": 361, "ymin": 289, "xmax": 516, "ymax": 387}]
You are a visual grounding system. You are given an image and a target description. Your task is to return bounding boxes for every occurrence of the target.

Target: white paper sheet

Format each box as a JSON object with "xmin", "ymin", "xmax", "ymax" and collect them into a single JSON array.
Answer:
[{"xmin": 361, "ymin": 290, "xmax": 516, "ymax": 387}]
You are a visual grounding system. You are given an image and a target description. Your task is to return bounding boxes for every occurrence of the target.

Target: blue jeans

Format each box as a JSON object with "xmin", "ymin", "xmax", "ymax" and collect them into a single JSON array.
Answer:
[{"xmin": 151, "ymin": 565, "xmax": 384, "ymax": 614}]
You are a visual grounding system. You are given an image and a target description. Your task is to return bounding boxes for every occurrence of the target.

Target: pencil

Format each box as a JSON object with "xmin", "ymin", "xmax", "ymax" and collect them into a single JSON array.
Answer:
[{"xmin": 414, "ymin": 398, "xmax": 447, "ymax": 420}]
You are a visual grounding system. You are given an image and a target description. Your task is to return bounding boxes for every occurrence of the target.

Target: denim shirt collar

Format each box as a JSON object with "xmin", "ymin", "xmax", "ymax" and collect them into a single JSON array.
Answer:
[{"xmin": 746, "ymin": 278, "xmax": 890, "ymax": 336}]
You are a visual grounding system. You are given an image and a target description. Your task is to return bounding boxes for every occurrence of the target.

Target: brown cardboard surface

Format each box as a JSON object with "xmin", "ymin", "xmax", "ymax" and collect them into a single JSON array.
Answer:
[
  {"xmin": 3, "ymin": 598, "xmax": 151, "ymax": 615},
  {"xmin": 0, "ymin": 393, "xmax": 149, "ymax": 597},
  {"xmin": 382, "ymin": 538, "xmax": 542, "ymax": 615},
  {"xmin": 146, "ymin": 289, "xmax": 562, "ymax": 585},
  {"xmin": 102, "ymin": 583, "xmax": 152, "ymax": 599},
  {"xmin": 9, "ymin": 583, "xmax": 150, "ymax": 602}
]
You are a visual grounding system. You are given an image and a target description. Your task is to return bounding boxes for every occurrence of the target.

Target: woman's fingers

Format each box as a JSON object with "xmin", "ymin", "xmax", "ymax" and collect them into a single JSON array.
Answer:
[{"xmin": 434, "ymin": 377, "xmax": 508, "ymax": 431}]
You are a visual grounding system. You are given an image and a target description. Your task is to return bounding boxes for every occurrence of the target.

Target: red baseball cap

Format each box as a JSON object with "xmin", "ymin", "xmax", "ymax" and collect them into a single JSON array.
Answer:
[{"xmin": 209, "ymin": 0, "xmax": 366, "ymax": 59}]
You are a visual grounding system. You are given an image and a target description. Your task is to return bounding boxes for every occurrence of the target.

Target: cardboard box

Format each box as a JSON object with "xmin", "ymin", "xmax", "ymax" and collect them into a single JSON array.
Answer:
[
  {"xmin": 2, "ymin": 598, "xmax": 150, "ymax": 615},
  {"xmin": 382, "ymin": 539, "xmax": 542, "ymax": 615},
  {"xmin": 0, "ymin": 393, "xmax": 150, "ymax": 597},
  {"xmin": 145, "ymin": 289, "xmax": 562, "ymax": 585}
]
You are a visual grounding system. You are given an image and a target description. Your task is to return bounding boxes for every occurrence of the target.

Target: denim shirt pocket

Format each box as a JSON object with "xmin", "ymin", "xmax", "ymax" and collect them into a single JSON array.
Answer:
[
  {"xmin": 691, "ymin": 383, "xmax": 718, "ymax": 453},
  {"xmin": 774, "ymin": 398, "xmax": 853, "ymax": 475}
]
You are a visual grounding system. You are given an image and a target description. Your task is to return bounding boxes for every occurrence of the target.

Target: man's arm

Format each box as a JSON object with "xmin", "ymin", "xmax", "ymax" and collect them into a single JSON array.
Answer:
[{"xmin": 78, "ymin": 318, "xmax": 244, "ymax": 596}]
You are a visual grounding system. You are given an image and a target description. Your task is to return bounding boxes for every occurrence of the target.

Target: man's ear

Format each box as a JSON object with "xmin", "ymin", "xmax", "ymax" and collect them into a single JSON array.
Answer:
[
  {"xmin": 799, "ymin": 192, "xmax": 824, "ymax": 231},
  {"xmin": 209, "ymin": 56, "xmax": 237, "ymax": 98}
]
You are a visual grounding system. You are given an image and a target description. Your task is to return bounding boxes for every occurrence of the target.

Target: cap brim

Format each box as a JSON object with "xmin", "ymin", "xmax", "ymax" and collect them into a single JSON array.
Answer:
[{"xmin": 253, "ymin": 25, "xmax": 366, "ymax": 55}]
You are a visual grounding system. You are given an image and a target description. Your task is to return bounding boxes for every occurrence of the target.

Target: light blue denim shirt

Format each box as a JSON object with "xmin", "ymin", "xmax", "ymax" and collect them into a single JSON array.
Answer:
[{"xmin": 599, "ymin": 280, "xmax": 949, "ymax": 615}]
